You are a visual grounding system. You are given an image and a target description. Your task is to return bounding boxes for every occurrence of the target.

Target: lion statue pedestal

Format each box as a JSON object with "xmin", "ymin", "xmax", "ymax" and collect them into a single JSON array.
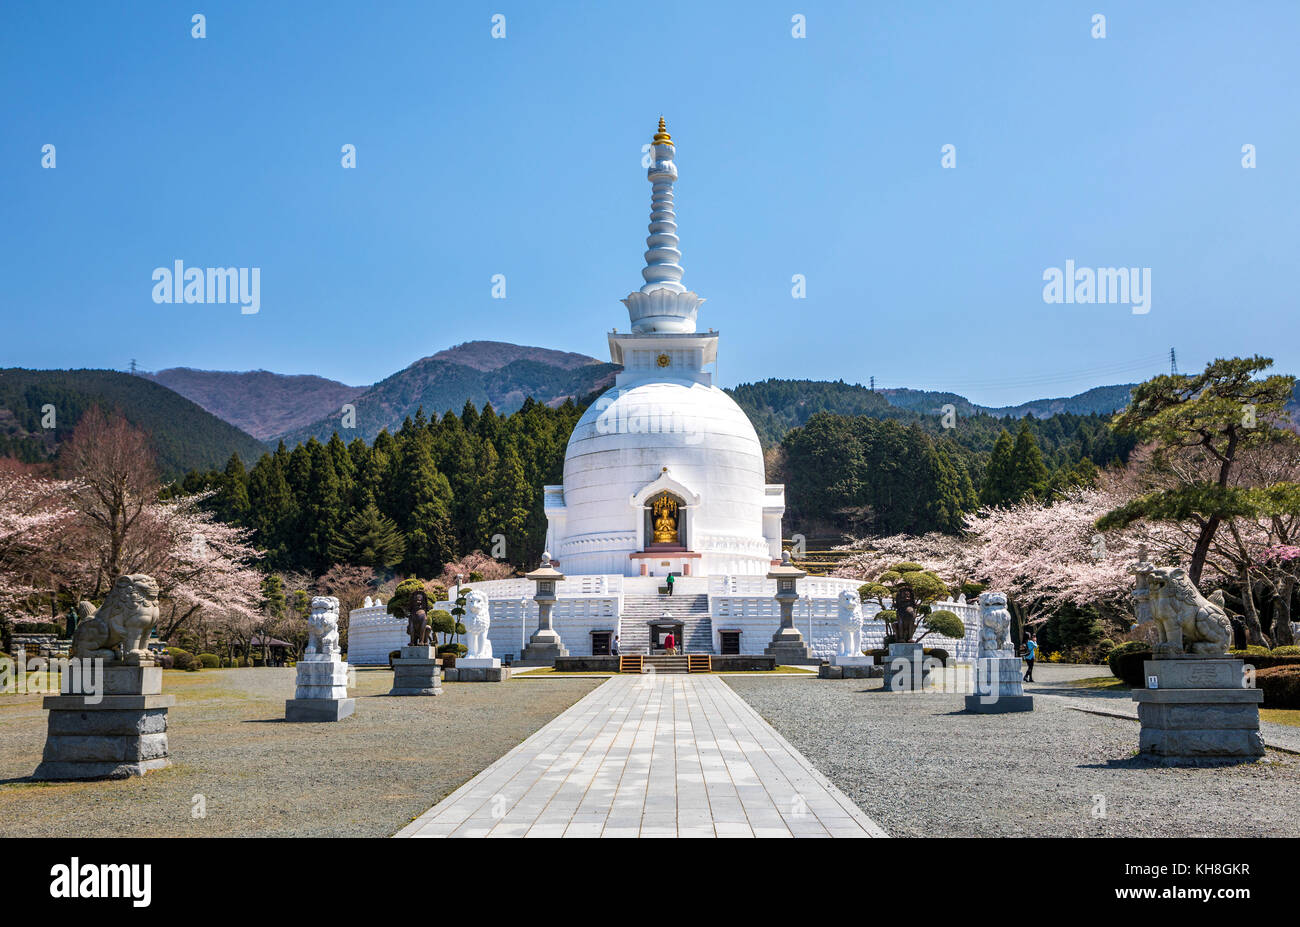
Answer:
[
  {"xmin": 964, "ymin": 592, "xmax": 1033, "ymax": 714},
  {"xmin": 1130, "ymin": 566, "xmax": 1263, "ymax": 764},
  {"xmin": 389, "ymin": 643, "xmax": 444, "ymax": 695},
  {"xmin": 820, "ymin": 590, "xmax": 882, "ymax": 680},
  {"xmin": 33, "ymin": 574, "xmax": 176, "ymax": 780},
  {"xmin": 445, "ymin": 590, "xmax": 511, "ymax": 682},
  {"xmin": 286, "ymin": 596, "xmax": 356, "ymax": 721}
]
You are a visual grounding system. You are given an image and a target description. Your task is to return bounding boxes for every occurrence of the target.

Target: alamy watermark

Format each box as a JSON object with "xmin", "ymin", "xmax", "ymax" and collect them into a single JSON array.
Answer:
[
  {"xmin": 1, "ymin": 652, "xmax": 104, "ymax": 704},
  {"xmin": 1042, "ymin": 261, "xmax": 1150, "ymax": 315},
  {"xmin": 151, "ymin": 260, "xmax": 260, "ymax": 314},
  {"xmin": 593, "ymin": 389, "xmax": 704, "ymax": 445}
]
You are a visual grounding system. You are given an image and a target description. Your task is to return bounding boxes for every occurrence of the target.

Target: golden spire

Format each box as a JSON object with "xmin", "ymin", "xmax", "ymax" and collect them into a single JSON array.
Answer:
[{"xmin": 653, "ymin": 115, "xmax": 673, "ymax": 146}]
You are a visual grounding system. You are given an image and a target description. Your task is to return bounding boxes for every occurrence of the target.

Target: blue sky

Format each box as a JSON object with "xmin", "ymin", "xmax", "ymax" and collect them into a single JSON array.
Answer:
[{"xmin": 2, "ymin": 0, "xmax": 1297, "ymax": 406}]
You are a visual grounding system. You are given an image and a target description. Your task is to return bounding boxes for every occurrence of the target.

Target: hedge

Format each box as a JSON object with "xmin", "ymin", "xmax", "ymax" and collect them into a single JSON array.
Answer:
[
  {"xmin": 198, "ymin": 653, "xmax": 220, "ymax": 669},
  {"xmin": 1107, "ymin": 641, "xmax": 1151, "ymax": 687},
  {"xmin": 1232, "ymin": 652, "xmax": 1300, "ymax": 671},
  {"xmin": 1255, "ymin": 665, "xmax": 1300, "ymax": 709}
]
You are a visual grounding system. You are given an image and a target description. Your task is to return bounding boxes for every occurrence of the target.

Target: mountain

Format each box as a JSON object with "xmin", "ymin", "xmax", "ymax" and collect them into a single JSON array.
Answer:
[
  {"xmin": 148, "ymin": 368, "xmax": 365, "ymax": 441},
  {"xmin": 0, "ymin": 368, "xmax": 268, "ymax": 479},
  {"xmin": 729, "ymin": 379, "xmax": 1139, "ymax": 446},
  {"xmin": 878, "ymin": 384, "xmax": 1138, "ymax": 419},
  {"xmin": 277, "ymin": 341, "xmax": 619, "ymax": 446}
]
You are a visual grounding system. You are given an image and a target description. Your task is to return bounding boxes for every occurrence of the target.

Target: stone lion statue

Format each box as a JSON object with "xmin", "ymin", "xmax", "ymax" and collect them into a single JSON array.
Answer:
[
  {"xmin": 70, "ymin": 574, "xmax": 160, "ymax": 664},
  {"xmin": 977, "ymin": 591, "xmax": 1012, "ymax": 657},
  {"xmin": 464, "ymin": 589, "xmax": 492, "ymax": 659},
  {"xmin": 1142, "ymin": 566, "xmax": 1232, "ymax": 656},
  {"xmin": 836, "ymin": 589, "xmax": 864, "ymax": 657},
  {"xmin": 305, "ymin": 596, "xmax": 341, "ymax": 659}
]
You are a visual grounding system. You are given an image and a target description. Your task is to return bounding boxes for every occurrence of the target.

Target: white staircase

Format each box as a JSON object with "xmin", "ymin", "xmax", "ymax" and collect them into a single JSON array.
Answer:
[{"xmin": 618, "ymin": 594, "xmax": 713, "ymax": 655}]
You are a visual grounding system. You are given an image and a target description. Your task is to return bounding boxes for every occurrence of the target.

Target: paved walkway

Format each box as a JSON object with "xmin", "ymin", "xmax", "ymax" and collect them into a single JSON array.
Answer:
[{"xmin": 397, "ymin": 674, "xmax": 886, "ymax": 838}]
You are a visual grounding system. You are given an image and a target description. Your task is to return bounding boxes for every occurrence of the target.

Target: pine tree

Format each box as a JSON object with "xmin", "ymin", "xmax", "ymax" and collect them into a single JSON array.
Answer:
[
  {"xmin": 981, "ymin": 429, "xmax": 1017, "ymax": 506},
  {"xmin": 218, "ymin": 453, "xmax": 251, "ymax": 524},
  {"xmin": 386, "ymin": 429, "xmax": 456, "ymax": 575},
  {"xmin": 329, "ymin": 502, "xmax": 406, "ymax": 570},
  {"xmin": 301, "ymin": 439, "xmax": 343, "ymax": 573},
  {"xmin": 247, "ymin": 446, "xmax": 295, "ymax": 564},
  {"xmin": 1009, "ymin": 422, "xmax": 1049, "ymax": 502}
]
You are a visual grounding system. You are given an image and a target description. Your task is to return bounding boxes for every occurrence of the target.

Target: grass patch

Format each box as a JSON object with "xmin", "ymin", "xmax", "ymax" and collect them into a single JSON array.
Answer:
[
  {"xmin": 1261, "ymin": 708, "xmax": 1300, "ymax": 728},
  {"xmin": 1064, "ymin": 675, "xmax": 1130, "ymax": 691}
]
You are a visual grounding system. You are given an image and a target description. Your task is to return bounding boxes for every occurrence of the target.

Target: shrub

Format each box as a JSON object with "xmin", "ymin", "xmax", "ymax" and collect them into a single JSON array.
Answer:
[
  {"xmin": 923, "ymin": 648, "xmax": 950, "ymax": 666},
  {"xmin": 1234, "ymin": 653, "xmax": 1300, "ymax": 670},
  {"xmin": 1107, "ymin": 640, "xmax": 1151, "ymax": 687},
  {"xmin": 167, "ymin": 647, "xmax": 200, "ymax": 671},
  {"xmin": 437, "ymin": 643, "xmax": 467, "ymax": 657},
  {"xmin": 1270, "ymin": 645, "xmax": 1300, "ymax": 656},
  {"xmin": 1231, "ymin": 646, "xmax": 1272, "ymax": 656},
  {"xmin": 1096, "ymin": 639, "xmax": 1116, "ymax": 662},
  {"xmin": 388, "ymin": 649, "xmax": 401, "ymax": 668},
  {"xmin": 922, "ymin": 609, "xmax": 965, "ymax": 641},
  {"xmin": 198, "ymin": 653, "xmax": 220, "ymax": 669},
  {"xmin": 1255, "ymin": 665, "xmax": 1300, "ymax": 709}
]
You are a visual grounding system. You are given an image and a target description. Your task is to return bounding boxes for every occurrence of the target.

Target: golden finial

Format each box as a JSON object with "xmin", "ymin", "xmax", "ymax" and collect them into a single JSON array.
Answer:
[{"xmin": 653, "ymin": 116, "xmax": 673, "ymax": 146}]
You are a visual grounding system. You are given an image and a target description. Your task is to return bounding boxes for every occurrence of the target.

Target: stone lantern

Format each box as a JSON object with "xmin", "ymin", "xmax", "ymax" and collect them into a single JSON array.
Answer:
[
  {"xmin": 521, "ymin": 552, "xmax": 569, "ymax": 665},
  {"xmin": 764, "ymin": 550, "xmax": 814, "ymax": 664}
]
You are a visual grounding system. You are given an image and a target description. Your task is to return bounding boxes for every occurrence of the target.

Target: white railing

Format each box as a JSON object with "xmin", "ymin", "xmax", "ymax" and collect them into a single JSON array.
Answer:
[
  {"xmin": 448, "ymin": 574, "xmax": 624, "ymax": 599},
  {"xmin": 710, "ymin": 596, "xmax": 981, "ymax": 661},
  {"xmin": 708, "ymin": 574, "xmax": 863, "ymax": 597}
]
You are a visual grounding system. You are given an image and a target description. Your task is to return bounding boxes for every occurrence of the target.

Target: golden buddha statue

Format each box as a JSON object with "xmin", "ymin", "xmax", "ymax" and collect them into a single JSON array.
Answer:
[{"xmin": 651, "ymin": 494, "xmax": 679, "ymax": 544}]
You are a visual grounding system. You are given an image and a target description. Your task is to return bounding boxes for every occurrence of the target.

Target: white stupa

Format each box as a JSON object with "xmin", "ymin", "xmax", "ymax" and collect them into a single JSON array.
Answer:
[
  {"xmin": 544, "ymin": 118, "xmax": 785, "ymax": 578},
  {"xmin": 345, "ymin": 120, "xmax": 978, "ymax": 665}
]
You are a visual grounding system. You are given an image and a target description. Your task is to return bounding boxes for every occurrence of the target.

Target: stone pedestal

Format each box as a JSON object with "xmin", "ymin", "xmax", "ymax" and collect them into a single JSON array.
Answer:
[
  {"xmin": 882, "ymin": 643, "xmax": 932, "ymax": 692},
  {"xmin": 286, "ymin": 656, "xmax": 355, "ymax": 721},
  {"xmin": 764, "ymin": 627, "xmax": 815, "ymax": 665},
  {"xmin": 33, "ymin": 663, "xmax": 175, "ymax": 780},
  {"xmin": 520, "ymin": 629, "xmax": 569, "ymax": 666},
  {"xmin": 965, "ymin": 652, "xmax": 1033, "ymax": 713},
  {"xmin": 389, "ymin": 645, "xmax": 442, "ymax": 696},
  {"xmin": 1133, "ymin": 656, "xmax": 1264, "ymax": 764},
  {"xmin": 445, "ymin": 657, "xmax": 511, "ymax": 683},
  {"xmin": 820, "ymin": 657, "xmax": 883, "ymax": 680},
  {"xmin": 832, "ymin": 654, "xmax": 873, "ymax": 668}
]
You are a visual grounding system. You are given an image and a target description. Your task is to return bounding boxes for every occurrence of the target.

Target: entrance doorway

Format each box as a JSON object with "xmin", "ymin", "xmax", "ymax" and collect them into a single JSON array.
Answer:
[{"xmin": 648, "ymin": 620, "xmax": 684, "ymax": 653}]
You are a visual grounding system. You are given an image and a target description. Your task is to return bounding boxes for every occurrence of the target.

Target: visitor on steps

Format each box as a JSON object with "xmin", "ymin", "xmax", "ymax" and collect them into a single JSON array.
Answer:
[
  {"xmin": 666, "ymin": 573, "xmax": 675, "ymax": 596},
  {"xmin": 1023, "ymin": 632, "xmax": 1038, "ymax": 682},
  {"xmin": 664, "ymin": 631, "xmax": 676, "ymax": 655}
]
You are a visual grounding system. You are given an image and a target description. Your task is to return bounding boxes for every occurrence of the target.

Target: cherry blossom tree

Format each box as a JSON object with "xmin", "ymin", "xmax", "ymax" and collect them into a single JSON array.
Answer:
[
  {"xmin": 0, "ymin": 460, "xmax": 80, "ymax": 625},
  {"xmin": 436, "ymin": 549, "xmax": 513, "ymax": 588}
]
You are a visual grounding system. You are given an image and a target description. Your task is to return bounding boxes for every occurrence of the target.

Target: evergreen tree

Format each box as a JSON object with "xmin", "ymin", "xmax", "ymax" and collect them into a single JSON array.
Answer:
[
  {"xmin": 217, "ymin": 453, "xmax": 250, "ymax": 524},
  {"xmin": 391, "ymin": 431, "xmax": 457, "ymax": 575},
  {"xmin": 329, "ymin": 502, "xmax": 406, "ymax": 570},
  {"xmin": 301, "ymin": 439, "xmax": 343, "ymax": 572},
  {"xmin": 981, "ymin": 429, "xmax": 1017, "ymax": 506},
  {"xmin": 1009, "ymin": 422, "xmax": 1049, "ymax": 501},
  {"xmin": 247, "ymin": 445, "xmax": 295, "ymax": 564}
]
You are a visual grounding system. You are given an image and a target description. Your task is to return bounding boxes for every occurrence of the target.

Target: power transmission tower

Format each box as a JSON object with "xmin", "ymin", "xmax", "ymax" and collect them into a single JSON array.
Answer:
[
  {"xmin": 869, "ymin": 376, "xmax": 875, "ymax": 392},
  {"xmin": 129, "ymin": 359, "xmax": 138, "ymax": 375},
  {"xmin": 1169, "ymin": 348, "xmax": 1178, "ymax": 376}
]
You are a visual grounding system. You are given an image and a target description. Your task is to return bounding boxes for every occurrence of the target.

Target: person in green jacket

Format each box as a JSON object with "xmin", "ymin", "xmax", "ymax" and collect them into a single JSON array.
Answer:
[{"xmin": 666, "ymin": 572, "xmax": 675, "ymax": 596}]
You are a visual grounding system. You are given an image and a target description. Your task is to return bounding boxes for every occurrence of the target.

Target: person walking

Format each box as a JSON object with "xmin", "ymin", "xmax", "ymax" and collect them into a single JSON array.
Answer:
[
  {"xmin": 1023, "ymin": 632, "xmax": 1038, "ymax": 682},
  {"xmin": 611, "ymin": 635, "xmax": 620, "ymax": 656},
  {"xmin": 666, "ymin": 572, "xmax": 675, "ymax": 596},
  {"xmin": 664, "ymin": 631, "xmax": 676, "ymax": 655}
]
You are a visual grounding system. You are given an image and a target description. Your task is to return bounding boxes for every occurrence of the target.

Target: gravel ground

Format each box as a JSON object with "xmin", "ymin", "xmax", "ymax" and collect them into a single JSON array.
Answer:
[
  {"xmin": 725, "ymin": 664, "xmax": 1300, "ymax": 838},
  {"xmin": 0, "ymin": 667, "xmax": 601, "ymax": 837}
]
